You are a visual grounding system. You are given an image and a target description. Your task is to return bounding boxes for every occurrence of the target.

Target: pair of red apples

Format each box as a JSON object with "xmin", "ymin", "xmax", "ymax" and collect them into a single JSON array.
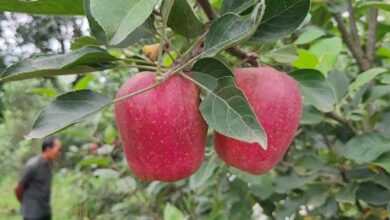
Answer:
[{"xmin": 114, "ymin": 67, "xmax": 302, "ymax": 182}]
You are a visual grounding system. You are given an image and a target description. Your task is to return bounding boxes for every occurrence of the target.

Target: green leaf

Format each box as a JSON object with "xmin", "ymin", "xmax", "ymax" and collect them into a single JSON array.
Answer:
[
  {"xmin": 250, "ymin": 0, "xmax": 311, "ymax": 43},
  {"xmin": 294, "ymin": 27, "xmax": 325, "ymax": 45},
  {"xmin": 349, "ymin": 68, "xmax": 389, "ymax": 95},
  {"xmin": 29, "ymin": 88, "xmax": 58, "ymax": 97},
  {"xmin": 93, "ymin": 168, "xmax": 120, "ymax": 179},
  {"xmin": 26, "ymin": 90, "xmax": 111, "ymax": 139},
  {"xmin": 274, "ymin": 174, "xmax": 314, "ymax": 193},
  {"xmin": 292, "ymin": 49, "xmax": 319, "ymax": 69},
  {"xmin": 147, "ymin": 182, "xmax": 168, "ymax": 196},
  {"xmin": 309, "ymin": 37, "xmax": 342, "ymax": 74},
  {"xmin": 336, "ymin": 183, "xmax": 357, "ymax": 203},
  {"xmin": 164, "ymin": 203, "xmax": 185, "ymax": 220},
  {"xmin": 357, "ymin": 1, "xmax": 390, "ymax": 12},
  {"xmin": 328, "ymin": 71, "xmax": 349, "ymax": 101},
  {"xmin": 274, "ymin": 198, "xmax": 305, "ymax": 220},
  {"xmin": 387, "ymin": 202, "xmax": 390, "ymax": 215},
  {"xmin": 84, "ymin": 0, "xmax": 107, "ymax": 43},
  {"xmin": 211, "ymin": 0, "xmax": 224, "ymax": 10},
  {"xmin": 374, "ymin": 152, "xmax": 390, "ymax": 173},
  {"xmin": 116, "ymin": 176, "xmax": 137, "ymax": 193},
  {"xmin": 88, "ymin": 0, "xmax": 157, "ymax": 45},
  {"xmin": 78, "ymin": 157, "xmax": 111, "ymax": 168},
  {"xmin": 289, "ymin": 69, "xmax": 336, "ymax": 112},
  {"xmin": 115, "ymin": 16, "xmax": 157, "ymax": 48},
  {"xmin": 230, "ymin": 167, "xmax": 265, "ymax": 185},
  {"xmin": 203, "ymin": 4, "xmax": 264, "ymax": 57},
  {"xmin": 381, "ymin": 73, "xmax": 390, "ymax": 84},
  {"xmin": 189, "ymin": 157, "xmax": 218, "ymax": 190},
  {"xmin": 0, "ymin": 0, "xmax": 84, "ymax": 15},
  {"xmin": 221, "ymin": 0, "xmax": 257, "ymax": 15},
  {"xmin": 304, "ymin": 184, "xmax": 329, "ymax": 207},
  {"xmin": 300, "ymin": 105, "xmax": 324, "ymax": 125},
  {"xmin": 318, "ymin": 199, "xmax": 338, "ymax": 218},
  {"xmin": 73, "ymin": 75, "xmax": 95, "ymax": 91},
  {"xmin": 200, "ymin": 78, "xmax": 267, "ymax": 147},
  {"xmin": 0, "ymin": 46, "xmax": 117, "ymax": 83},
  {"xmin": 230, "ymin": 167, "xmax": 275, "ymax": 199},
  {"xmin": 70, "ymin": 37, "xmax": 102, "ymax": 51},
  {"xmin": 192, "ymin": 57, "xmax": 233, "ymax": 90},
  {"xmin": 164, "ymin": 0, "xmax": 204, "ymax": 38},
  {"xmin": 377, "ymin": 43, "xmax": 390, "ymax": 60},
  {"xmin": 365, "ymin": 85, "xmax": 390, "ymax": 102},
  {"xmin": 377, "ymin": 112, "xmax": 390, "ymax": 139},
  {"xmin": 377, "ymin": 24, "xmax": 390, "ymax": 42},
  {"xmin": 229, "ymin": 200, "xmax": 252, "ymax": 220},
  {"xmin": 294, "ymin": 154, "xmax": 327, "ymax": 175},
  {"xmin": 265, "ymin": 45, "xmax": 299, "ymax": 63},
  {"xmin": 356, "ymin": 181, "xmax": 390, "ymax": 206},
  {"xmin": 248, "ymin": 174, "xmax": 274, "ymax": 199},
  {"xmin": 191, "ymin": 58, "xmax": 267, "ymax": 148},
  {"xmin": 342, "ymin": 133, "xmax": 390, "ymax": 163}
]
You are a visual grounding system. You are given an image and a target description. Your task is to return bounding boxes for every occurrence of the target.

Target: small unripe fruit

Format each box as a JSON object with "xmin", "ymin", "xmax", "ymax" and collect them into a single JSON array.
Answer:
[
  {"xmin": 88, "ymin": 143, "xmax": 99, "ymax": 154},
  {"xmin": 115, "ymin": 72, "xmax": 206, "ymax": 181},
  {"xmin": 214, "ymin": 67, "xmax": 302, "ymax": 174}
]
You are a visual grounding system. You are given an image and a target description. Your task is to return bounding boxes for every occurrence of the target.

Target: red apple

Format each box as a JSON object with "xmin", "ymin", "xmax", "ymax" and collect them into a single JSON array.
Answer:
[
  {"xmin": 115, "ymin": 72, "xmax": 207, "ymax": 181},
  {"xmin": 214, "ymin": 67, "xmax": 302, "ymax": 174}
]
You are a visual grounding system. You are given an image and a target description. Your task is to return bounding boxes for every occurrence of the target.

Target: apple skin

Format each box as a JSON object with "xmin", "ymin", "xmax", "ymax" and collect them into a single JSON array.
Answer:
[
  {"xmin": 214, "ymin": 67, "xmax": 302, "ymax": 174},
  {"xmin": 115, "ymin": 72, "xmax": 207, "ymax": 181}
]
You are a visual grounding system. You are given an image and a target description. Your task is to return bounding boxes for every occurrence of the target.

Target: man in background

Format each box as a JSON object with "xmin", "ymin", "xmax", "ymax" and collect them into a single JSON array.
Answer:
[{"xmin": 14, "ymin": 136, "xmax": 62, "ymax": 220}]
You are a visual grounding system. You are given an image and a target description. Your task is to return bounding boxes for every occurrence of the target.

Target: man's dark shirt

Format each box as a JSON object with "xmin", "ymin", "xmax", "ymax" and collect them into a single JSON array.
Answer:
[{"xmin": 19, "ymin": 154, "xmax": 52, "ymax": 218}]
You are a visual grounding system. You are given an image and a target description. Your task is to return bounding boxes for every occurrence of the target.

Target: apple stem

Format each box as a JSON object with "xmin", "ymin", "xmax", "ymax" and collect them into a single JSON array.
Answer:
[
  {"xmin": 113, "ymin": 54, "xmax": 202, "ymax": 103},
  {"xmin": 162, "ymin": 54, "xmax": 203, "ymax": 80},
  {"xmin": 179, "ymin": 32, "xmax": 208, "ymax": 63}
]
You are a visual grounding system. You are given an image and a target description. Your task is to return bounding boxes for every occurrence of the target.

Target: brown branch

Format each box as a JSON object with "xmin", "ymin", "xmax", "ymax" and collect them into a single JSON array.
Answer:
[
  {"xmin": 227, "ymin": 47, "xmax": 259, "ymax": 67},
  {"xmin": 196, "ymin": 0, "xmax": 260, "ymax": 67},
  {"xmin": 197, "ymin": 0, "xmax": 217, "ymax": 20},
  {"xmin": 332, "ymin": 13, "xmax": 371, "ymax": 71},
  {"xmin": 346, "ymin": 0, "xmax": 360, "ymax": 46},
  {"xmin": 153, "ymin": 8, "xmax": 161, "ymax": 17},
  {"xmin": 325, "ymin": 112, "xmax": 358, "ymax": 135},
  {"xmin": 365, "ymin": 8, "xmax": 378, "ymax": 62}
]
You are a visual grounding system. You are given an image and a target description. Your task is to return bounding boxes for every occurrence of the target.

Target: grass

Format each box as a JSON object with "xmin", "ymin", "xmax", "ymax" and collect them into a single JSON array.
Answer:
[{"xmin": 0, "ymin": 173, "xmax": 78, "ymax": 220}]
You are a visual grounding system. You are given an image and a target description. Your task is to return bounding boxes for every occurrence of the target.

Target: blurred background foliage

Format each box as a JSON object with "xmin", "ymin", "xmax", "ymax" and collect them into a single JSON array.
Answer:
[{"xmin": 0, "ymin": 0, "xmax": 390, "ymax": 219}]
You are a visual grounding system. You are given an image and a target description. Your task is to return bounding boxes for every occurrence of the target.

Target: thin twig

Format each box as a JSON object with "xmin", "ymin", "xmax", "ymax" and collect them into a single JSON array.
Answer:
[
  {"xmin": 227, "ymin": 47, "xmax": 260, "ymax": 67},
  {"xmin": 196, "ymin": 0, "xmax": 261, "ymax": 67},
  {"xmin": 332, "ymin": 13, "xmax": 370, "ymax": 71},
  {"xmin": 113, "ymin": 83, "xmax": 161, "ymax": 103},
  {"xmin": 153, "ymin": 8, "xmax": 161, "ymax": 17},
  {"xmin": 347, "ymin": 0, "xmax": 361, "ymax": 46},
  {"xmin": 113, "ymin": 54, "xmax": 203, "ymax": 103},
  {"xmin": 366, "ymin": 8, "xmax": 378, "ymax": 62},
  {"xmin": 163, "ymin": 34, "xmax": 182, "ymax": 57},
  {"xmin": 179, "ymin": 32, "xmax": 208, "ymax": 63},
  {"xmin": 197, "ymin": 0, "xmax": 217, "ymax": 20},
  {"xmin": 325, "ymin": 112, "xmax": 358, "ymax": 135},
  {"xmin": 163, "ymin": 53, "xmax": 203, "ymax": 79}
]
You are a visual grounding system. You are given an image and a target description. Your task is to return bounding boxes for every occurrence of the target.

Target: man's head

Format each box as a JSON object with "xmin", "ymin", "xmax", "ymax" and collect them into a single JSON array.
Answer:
[{"xmin": 42, "ymin": 136, "xmax": 62, "ymax": 161}]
